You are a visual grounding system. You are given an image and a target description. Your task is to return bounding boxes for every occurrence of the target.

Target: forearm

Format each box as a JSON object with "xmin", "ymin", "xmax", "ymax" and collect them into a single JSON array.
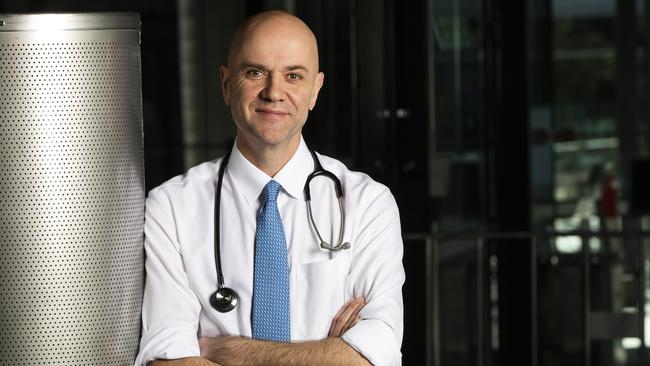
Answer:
[
  {"xmin": 201, "ymin": 336, "xmax": 371, "ymax": 366},
  {"xmin": 149, "ymin": 357, "xmax": 221, "ymax": 366}
]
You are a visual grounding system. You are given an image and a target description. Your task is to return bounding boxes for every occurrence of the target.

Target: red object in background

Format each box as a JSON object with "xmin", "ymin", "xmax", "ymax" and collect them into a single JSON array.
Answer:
[{"xmin": 600, "ymin": 175, "xmax": 617, "ymax": 218}]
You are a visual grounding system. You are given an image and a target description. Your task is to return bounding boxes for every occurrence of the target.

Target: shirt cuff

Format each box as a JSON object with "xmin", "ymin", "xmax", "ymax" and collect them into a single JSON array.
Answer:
[
  {"xmin": 341, "ymin": 319, "xmax": 401, "ymax": 366},
  {"xmin": 134, "ymin": 324, "xmax": 201, "ymax": 366}
]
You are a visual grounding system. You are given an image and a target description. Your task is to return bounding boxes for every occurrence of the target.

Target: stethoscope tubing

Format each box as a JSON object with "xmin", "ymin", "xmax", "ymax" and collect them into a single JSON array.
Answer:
[
  {"xmin": 213, "ymin": 146, "xmax": 232, "ymax": 292},
  {"xmin": 211, "ymin": 145, "xmax": 349, "ymax": 312}
]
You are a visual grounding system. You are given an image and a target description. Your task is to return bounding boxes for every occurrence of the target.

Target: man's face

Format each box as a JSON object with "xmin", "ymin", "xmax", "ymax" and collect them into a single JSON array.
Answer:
[{"xmin": 220, "ymin": 18, "xmax": 324, "ymax": 152}]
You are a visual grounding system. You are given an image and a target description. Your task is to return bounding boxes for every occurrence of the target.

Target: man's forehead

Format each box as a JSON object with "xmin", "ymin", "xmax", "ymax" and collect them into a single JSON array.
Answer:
[
  {"xmin": 228, "ymin": 12, "xmax": 319, "ymax": 69},
  {"xmin": 243, "ymin": 26, "xmax": 315, "ymax": 52}
]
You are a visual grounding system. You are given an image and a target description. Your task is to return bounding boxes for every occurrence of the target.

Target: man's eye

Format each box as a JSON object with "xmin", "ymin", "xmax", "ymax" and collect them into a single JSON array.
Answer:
[
  {"xmin": 246, "ymin": 69, "xmax": 264, "ymax": 78},
  {"xmin": 287, "ymin": 73, "xmax": 302, "ymax": 81}
]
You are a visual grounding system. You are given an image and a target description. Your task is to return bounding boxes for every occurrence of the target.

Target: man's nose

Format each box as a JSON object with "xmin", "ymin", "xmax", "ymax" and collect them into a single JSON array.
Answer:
[{"xmin": 260, "ymin": 74, "xmax": 285, "ymax": 102}]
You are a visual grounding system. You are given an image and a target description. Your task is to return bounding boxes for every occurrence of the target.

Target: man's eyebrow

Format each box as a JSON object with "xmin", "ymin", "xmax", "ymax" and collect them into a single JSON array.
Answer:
[
  {"xmin": 285, "ymin": 65, "xmax": 309, "ymax": 73},
  {"xmin": 239, "ymin": 62, "xmax": 268, "ymax": 71},
  {"xmin": 238, "ymin": 62, "xmax": 310, "ymax": 73}
]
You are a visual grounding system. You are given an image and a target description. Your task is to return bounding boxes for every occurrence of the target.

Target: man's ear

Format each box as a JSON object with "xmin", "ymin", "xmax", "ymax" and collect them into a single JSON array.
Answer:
[
  {"xmin": 308, "ymin": 72, "xmax": 325, "ymax": 111},
  {"xmin": 220, "ymin": 65, "xmax": 230, "ymax": 105}
]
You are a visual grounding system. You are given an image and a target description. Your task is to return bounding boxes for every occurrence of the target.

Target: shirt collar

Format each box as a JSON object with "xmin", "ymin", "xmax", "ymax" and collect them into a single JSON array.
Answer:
[
  {"xmin": 274, "ymin": 137, "xmax": 313, "ymax": 200},
  {"xmin": 227, "ymin": 137, "xmax": 313, "ymax": 205}
]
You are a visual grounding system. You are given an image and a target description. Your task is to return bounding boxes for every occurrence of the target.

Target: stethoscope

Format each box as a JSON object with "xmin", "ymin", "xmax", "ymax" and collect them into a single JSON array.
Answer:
[{"xmin": 210, "ymin": 146, "xmax": 350, "ymax": 313}]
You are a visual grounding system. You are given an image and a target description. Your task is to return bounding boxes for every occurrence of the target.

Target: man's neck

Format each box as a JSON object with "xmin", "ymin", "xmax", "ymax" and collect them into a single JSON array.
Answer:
[{"xmin": 236, "ymin": 136, "xmax": 301, "ymax": 177}]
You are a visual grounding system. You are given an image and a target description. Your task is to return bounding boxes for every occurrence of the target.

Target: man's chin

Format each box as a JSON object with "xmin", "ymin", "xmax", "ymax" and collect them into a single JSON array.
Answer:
[{"xmin": 255, "ymin": 133, "xmax": 302, "ymax": 151}]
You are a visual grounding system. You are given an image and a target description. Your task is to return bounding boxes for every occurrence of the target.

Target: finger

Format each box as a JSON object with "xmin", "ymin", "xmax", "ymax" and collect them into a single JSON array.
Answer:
[
  {"xmin": 198, "ymin": 337, "xmax": 210, "ymax": 355},
  {"xmin": 329, "ymin": 298, "xmax": 359, "ymax": 337},
  {"xmin": 328, "ymin": 298, "xmax": 355, "ymax": 337},
  {"xmin": 341, "ymin": 315, "xmax": 361, "ymax": 335},
  {"xmin": 330, "ymin": 297, "xmax": 363, "ymax": 337},
  {"xmin": 332, "ymin": 298, "xmax": 354, "ymax": 321},
  {"xmin": 341, "ymin": 298, "xmax": 365, "ymax": 332},
  {"xmin": 342, "ymin": 298, "xmax": 365, "ymax": 331}
]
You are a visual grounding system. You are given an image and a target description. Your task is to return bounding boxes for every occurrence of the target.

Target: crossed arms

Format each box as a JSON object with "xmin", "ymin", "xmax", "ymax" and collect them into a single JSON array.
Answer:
[
  {"xmin": 149, "ymin": 298, "xmax": 369, "ymax": 366},
  {"xmin": 151, "ymin": 336, "xmax": 366, "ymax": 366}
]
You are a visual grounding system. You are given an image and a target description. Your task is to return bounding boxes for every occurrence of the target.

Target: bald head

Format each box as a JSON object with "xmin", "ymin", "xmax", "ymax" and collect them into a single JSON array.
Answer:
[{"xmin": 227, "ymin": 11, "xmax": 319, "ymax": 70}]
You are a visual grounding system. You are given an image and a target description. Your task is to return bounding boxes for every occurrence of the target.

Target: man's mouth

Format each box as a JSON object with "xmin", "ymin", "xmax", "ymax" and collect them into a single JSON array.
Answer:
[{"xmin": 255, "ymin": 108, "xmax": 289, "ymax": 116}]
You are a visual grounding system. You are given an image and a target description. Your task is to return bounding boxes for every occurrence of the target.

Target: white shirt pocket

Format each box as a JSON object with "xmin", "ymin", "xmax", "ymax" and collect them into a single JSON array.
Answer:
[{"xmin": 296, "ymin": 256, "xmax": 346, "ymax": 339}]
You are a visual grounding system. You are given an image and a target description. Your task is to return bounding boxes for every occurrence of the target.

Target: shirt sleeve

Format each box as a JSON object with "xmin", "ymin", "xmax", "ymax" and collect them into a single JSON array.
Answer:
[
  {"xmin": 135, "ymin": 187, "xmax": 202, "ymax": 365},
  {"xmin": 341, "ymin": 187, "xmax": 405, "ymax": 366}
]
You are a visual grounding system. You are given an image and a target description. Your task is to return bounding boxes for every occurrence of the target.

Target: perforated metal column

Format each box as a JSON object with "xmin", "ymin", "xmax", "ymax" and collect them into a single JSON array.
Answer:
[{"xmin": 0, "ymin": 13, "xmax": 144, "ymax": 365}]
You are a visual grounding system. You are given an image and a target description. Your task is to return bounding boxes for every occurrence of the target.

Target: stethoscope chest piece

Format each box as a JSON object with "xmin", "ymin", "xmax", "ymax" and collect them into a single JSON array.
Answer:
[{"xmin": 210, "ymin": 287, "xmax": 239, "ymax": 313}]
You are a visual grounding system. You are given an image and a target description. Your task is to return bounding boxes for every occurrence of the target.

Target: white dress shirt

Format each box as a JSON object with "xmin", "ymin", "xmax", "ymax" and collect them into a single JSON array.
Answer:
[{"xmin": 135, "ymin": 137, "xmax": 405, "ymax": 366}]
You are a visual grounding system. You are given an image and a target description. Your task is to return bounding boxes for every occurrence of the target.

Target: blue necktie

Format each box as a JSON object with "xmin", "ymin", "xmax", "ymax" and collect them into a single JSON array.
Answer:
[{"xmin": 251, "ymin": 180, "xmax": 291, "ymax": 341}]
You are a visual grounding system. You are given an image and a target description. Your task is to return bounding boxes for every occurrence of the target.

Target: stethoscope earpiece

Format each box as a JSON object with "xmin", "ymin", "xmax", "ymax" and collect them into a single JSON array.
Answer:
[{"xmin": 210, "ymin": 287, "xmax": 239, "ymax": 313}]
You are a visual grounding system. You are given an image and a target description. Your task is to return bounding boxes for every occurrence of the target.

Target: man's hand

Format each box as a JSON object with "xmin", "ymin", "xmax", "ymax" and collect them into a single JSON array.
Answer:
[{"xmin": 329, "ymin": 297, "xmax": 365, "ymax": 337}]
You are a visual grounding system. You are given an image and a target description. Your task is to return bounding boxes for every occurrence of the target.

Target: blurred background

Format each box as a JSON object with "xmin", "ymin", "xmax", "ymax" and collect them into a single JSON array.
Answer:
[{"xmin": 3, "ymin": 0, "xmax": 650, "ymax": 365}]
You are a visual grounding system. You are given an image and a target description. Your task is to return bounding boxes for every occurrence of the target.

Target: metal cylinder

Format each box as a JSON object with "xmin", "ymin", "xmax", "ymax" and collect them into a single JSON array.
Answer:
[{"xmin": 0, "ymin": 13, "xmax": 144, "ymax": 365}]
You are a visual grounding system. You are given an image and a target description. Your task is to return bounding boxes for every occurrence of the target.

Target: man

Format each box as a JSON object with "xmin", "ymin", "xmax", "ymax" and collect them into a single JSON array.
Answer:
[{"xmin": 135, "ymin": 11, "xmax": 404, "ymax": 366}]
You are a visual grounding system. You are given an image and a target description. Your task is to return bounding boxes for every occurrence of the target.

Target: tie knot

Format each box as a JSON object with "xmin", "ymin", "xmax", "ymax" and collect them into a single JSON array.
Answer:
[{"xmin": 261, "ymin": 180, "xmax": 282, "ymax": 203}]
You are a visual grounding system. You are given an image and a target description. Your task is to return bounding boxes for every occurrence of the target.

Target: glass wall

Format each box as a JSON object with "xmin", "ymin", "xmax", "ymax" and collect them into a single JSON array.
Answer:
[
  {"xmin": 430, "ymin": 0, "xmax": 484, "ymax": 231},
  {"xmin": 430, "ymin": 0, "xmax": 650, "ymax": 364}
]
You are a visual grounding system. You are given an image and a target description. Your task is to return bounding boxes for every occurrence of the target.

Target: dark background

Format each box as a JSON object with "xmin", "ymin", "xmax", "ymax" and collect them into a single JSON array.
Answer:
[{"xmin": 3, "ymin": 0, "xmax": 650, "ymax": 365}]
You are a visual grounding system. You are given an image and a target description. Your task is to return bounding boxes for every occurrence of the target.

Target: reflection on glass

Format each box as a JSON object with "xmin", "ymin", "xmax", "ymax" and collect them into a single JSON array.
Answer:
[
  {"xmin": 531, "ymin": 0, "xmax": 650, "ymax": 365},
  {"xmin": 431, "ymin": 0, "xmax": 483, "ymax": 231}
]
